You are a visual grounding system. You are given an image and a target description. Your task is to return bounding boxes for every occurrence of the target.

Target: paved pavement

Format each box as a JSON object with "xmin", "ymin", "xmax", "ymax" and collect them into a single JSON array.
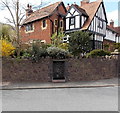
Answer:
[{"xmin": 1, "ymin": 77, "xmax": 119, "ymax": 90}]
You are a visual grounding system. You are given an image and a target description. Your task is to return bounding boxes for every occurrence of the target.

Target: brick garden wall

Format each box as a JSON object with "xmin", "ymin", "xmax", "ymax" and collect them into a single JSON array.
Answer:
[
  {"xmin": 65, "ymin": 58, "xmax": 119, "ymax": 82},
  {"xmin": 2, "ymin": 57, "xmax": 119, "ymax": 83}
]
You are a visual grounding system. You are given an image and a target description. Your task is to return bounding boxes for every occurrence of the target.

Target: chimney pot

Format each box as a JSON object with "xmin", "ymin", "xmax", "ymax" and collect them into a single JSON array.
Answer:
[
  {"xmin": 66, "ymin": 3, "xmax": 70, "ymax": 11},
  {"xmin": 110, "ymin": 20, "xmax": 114, "ymax": 28},
  {"xmin": 67, "ymin": 3, "xmax": 69, "ymax": 6},
  {"xmin": 27, "ymin": 4, "xmax": 30, "ymax": 8},
  {"xmin": 30, "ymin": 5, "xmax": 32, "ymax": 9},
  {"xmin": 26, "ymin": 4, "xmax": 33, "ymax": 17}
]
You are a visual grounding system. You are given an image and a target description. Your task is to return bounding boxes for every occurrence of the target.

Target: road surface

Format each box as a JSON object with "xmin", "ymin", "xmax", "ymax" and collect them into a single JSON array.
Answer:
[{"xmin": 2, "ymin": 86, "xmax": 118, "ymax": 111}]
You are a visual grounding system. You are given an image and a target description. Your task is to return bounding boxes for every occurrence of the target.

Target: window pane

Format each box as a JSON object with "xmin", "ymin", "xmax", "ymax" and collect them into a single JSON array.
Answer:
[
  {"xmin": 70, "ymin": 17, "xmax": 75, "ymax": 25},
  {"xmin": 26, "ymin": 24, "xmax": 33, "ymax": 31},
  {"xmin": 55, "ymin": 20, "xmax": 57, "ymax": 26},
  {"xmin": 43, "ymin": 20, "xmax": 46, "ymax": 28},
  {"xmin": 60, "ymin": 21, "xmax": 63, "ymax": 27}
]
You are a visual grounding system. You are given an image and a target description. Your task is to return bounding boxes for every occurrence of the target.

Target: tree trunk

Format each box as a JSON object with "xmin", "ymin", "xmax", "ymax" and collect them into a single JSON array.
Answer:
[{"xmin": 16, "ymin": 0, "xmax": 20, "ymax": 57}]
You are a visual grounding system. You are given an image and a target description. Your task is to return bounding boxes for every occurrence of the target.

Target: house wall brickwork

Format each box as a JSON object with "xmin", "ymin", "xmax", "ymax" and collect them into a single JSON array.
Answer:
[
  {"xmin": 20, "ymin": 3, "xmax": 67, "ymax": 43},
  {"xmin": 2, "ymin": 57, "xmax": 119, "ymax": 83},
  {"xmin": 20, "ymin": 18, "xmax": 52, "ymax": 43},
  {"xmin": 103, "ymin": 39, "xmax": 115, "ymax": 52}
]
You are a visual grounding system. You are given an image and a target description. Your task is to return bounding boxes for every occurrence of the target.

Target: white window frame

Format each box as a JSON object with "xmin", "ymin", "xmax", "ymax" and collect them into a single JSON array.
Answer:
[{"xmin": 25, "ymin": 23, "xmax": 34, "ymax": 33}]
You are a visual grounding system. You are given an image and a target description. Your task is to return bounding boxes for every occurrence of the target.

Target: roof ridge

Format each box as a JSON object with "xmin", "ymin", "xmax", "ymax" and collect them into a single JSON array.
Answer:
[
  {"xmin": 72, "ymin": 4, "xmax": 88, "ymax": 16},
  {"xmin": 26, "ymin": 1, "xmax": 61, "ymax": 19},
  {"xmin": 33, "ymin": 1, "xmax": 62, "ymax": 14},
  {"xmin": 107, "ymin": 25, "xmax": 119, "ymax": 33},
  {"xmin": 23, "ymin": 1, "xmax": 64, "ymax": 24}
]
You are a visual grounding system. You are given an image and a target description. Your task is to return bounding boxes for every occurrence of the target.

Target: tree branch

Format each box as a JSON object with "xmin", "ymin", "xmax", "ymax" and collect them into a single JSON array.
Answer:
[
  {"xmin": 1, "ymin": 0, "xmax": 16, "ymax": 27},
  {"xmin": 19, "ymin": 14, "xmax": 25, "ymax": 25}
]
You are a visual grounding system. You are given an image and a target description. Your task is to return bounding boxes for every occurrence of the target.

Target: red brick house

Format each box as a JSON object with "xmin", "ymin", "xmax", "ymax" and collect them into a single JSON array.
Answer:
[{"xmin": 20, "ymin": 1, "xmax": 67, "ymax": 43}]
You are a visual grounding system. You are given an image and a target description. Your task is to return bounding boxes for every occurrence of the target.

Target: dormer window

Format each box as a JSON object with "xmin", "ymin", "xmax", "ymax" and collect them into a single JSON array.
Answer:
[
  {"xmin": 26, "ymin": 23, "xmax": 33, "ymax": 32},
  {"xmin": 70, "ymin": 17, "xmax": 75, "ymax": 26}
]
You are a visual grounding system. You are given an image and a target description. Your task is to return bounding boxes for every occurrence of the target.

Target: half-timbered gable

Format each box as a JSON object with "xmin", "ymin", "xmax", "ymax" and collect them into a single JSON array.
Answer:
[
  {"xmin": 86, "ymin": 1, "xmax": 107, "ymax": 49},
  {"xmin": 88, "ymin": 3, "xmax": 107, "ymax": 35},
  {"xmin": 65, "ymin": 0, "xmax": 108, "ymax": 50},
  {"xmin": 66, "ymin": 4, "xmax": 88, "ymax": 32}
]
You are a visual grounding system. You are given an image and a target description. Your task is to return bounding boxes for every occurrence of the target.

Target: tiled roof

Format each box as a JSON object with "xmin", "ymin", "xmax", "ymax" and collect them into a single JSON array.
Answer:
[
  {"xmin": 23, "ymin": 1, "xmax": 62, "ymax": 25},
  {"xmin": 73, "ymin": 4, "xmax": 88, "ymax": 16},
  {"xmin": 114, "ymin": 27, "xmax": 120, "ymax": 36},
  {"xmin": 115, "ymin": 27, "xmax": 120, "ymax": 32},
  {"xmin": 80, "ymin": 0, "xmax": 102, "ymax": 30},
  {"xmin": 107, "ymin": 25, "xmax": 119, "ymax": 34}
]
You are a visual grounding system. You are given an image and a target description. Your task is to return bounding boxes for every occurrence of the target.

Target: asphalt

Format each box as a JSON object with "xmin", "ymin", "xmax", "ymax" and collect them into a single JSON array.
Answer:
[{"xmin": 0, "ymin": 77, "xmax": 119, "ymax": 90}]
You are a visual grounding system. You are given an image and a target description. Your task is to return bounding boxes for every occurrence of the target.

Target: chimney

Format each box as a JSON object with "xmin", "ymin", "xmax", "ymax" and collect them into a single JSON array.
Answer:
[
  {"xmin": 81, "ymin": 0, "xmax": 90, "ymax": 6},
  {"xmin": 110, "ymin": 20, "xmax": 114, "ymax": 28},
  {"xmin": 26, "ymin": 4, "xmax": 33, "ymax": 17},
  {"xmin": 66, "ymin": 3, "xmax": 70, "ymax": 11}
]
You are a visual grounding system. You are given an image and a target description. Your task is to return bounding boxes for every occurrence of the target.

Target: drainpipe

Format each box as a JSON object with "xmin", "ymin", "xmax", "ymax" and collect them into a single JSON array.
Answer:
[{"xmin": 48, "ymin": 16, "xmax": 54, "ymax": 36}]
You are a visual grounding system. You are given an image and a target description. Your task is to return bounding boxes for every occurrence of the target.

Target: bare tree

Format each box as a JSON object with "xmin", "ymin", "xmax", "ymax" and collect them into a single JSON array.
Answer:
[
  {"xmin": 1, "ymin": 0, "xmax": 25, "ymax": 56},
  {"xmin": 1, "ymin": 0, "xmax": 50, "ymax": 56}
]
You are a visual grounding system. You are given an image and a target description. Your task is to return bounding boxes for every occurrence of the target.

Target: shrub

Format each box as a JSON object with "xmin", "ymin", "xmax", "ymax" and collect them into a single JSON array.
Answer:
[
  {"xmin": 104, "ymin": 44, "xmax": 109, "ymax": 51},
  {"xmin": 113, "ymin": 43, "xmax": 120, "ymax": 52},
  {"xmin": 51, "ymin": 31, "xmax": 65, "ymax": 46},
  {"xmin": 30, "ymin": 44, "xmax": 48, "ymax": 61},
  {"xmin": 86, "ymin": 49, "xmax": 111, "ymax": 58},
  {"xmin": 47, "ymin": 46, "xmax": 69, "ymax": 59},
  {"xmin": 58, "ymin": 43, "xmax": 69, "ymax": 50},
  {"xmin": 0, "ymin": 40, "xmax": 15, "ymax": 57},
  {"xmin": 69, "ymin": 31, "xmax": 91, "ymax": 56},
  {"xmin": 21, "ymin": 52, "xmax": 31, "ymax": 59},
  {"xmin": 14, "ymin": 40, "xmax": 51, "ymax": 60}
]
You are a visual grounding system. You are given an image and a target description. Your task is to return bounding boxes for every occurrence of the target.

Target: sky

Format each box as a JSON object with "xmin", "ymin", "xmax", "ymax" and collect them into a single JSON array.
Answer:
[{"xmin": 0, "ymin": 0, "xmax": 119, "ymax": 26}]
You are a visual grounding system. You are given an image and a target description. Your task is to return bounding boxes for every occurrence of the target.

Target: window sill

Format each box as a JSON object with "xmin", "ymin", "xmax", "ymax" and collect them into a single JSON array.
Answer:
[{"xmin": 25, "ymin": 30, "xmax": 34, "ymax": 33}]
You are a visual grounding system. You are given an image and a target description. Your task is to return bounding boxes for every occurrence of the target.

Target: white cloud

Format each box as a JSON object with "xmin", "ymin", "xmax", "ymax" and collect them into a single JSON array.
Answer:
[
  {"xmin": 107, "ymin": 10, "xmax": 118, "ymax": 26},
  {"xmin": 0, "ymin": 8, "xmax": 12, "ymax": 24}
]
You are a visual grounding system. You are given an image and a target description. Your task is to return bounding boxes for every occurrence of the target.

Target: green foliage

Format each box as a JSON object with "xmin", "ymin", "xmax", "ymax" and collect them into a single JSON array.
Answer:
[
  {"xmin": 47, "ymin": 46, "xmax": 70, "ymax": 59},
  {"xmin": 30, "ymin": 41, "xmax": 48, "ymax": 61},
  {"xmin": 0, "ymin": 24, "xmax": 15, "ymax": 42},
  {"xmin": 104, "ymin": 44, "xmax": 109, "ymax": 51},
  {"xmin": 13, "ymin": 43, "xmax": 30, "ymax": 58},
  {"xmin": 58, "ymin": 43, "xmax": 69, "ymax": 50},
  {"xmin": 51, "ymin": 31, "xmax": 65, "ymax": 46},
  {"xmin": 86, "ymin": 49, "xmax": 111, "ymax": 58},
  {"xmin": 21, "ymin": 52, "xmax": 31, "ymax": 59},
  {"xmin": 114, "ymin": 43, "xmax": 120, "ymax": 52},
  {"xmin": 69, "ymin": 31, "xmax": 91, "ymax": 56}
]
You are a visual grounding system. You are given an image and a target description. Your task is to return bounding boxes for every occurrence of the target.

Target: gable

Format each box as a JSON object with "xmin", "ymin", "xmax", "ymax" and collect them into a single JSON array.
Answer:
[
  {"xmin": 80, "ymin": 0, "xmax": 102, "ymax": 30},
  {"xmin": 88, "ymin": 2, "xmax": 107, "ymax": 36},
  {"xmin": 22, "ymin": 1, "xmax": 66, "ymax": 25},
  {"xmin": 95, "ymin": 3, "xmax": 107, "ymax": 22},
  {"xmin": 66, "ymin": 6, "xmax": 80, "ymax": 18}
]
